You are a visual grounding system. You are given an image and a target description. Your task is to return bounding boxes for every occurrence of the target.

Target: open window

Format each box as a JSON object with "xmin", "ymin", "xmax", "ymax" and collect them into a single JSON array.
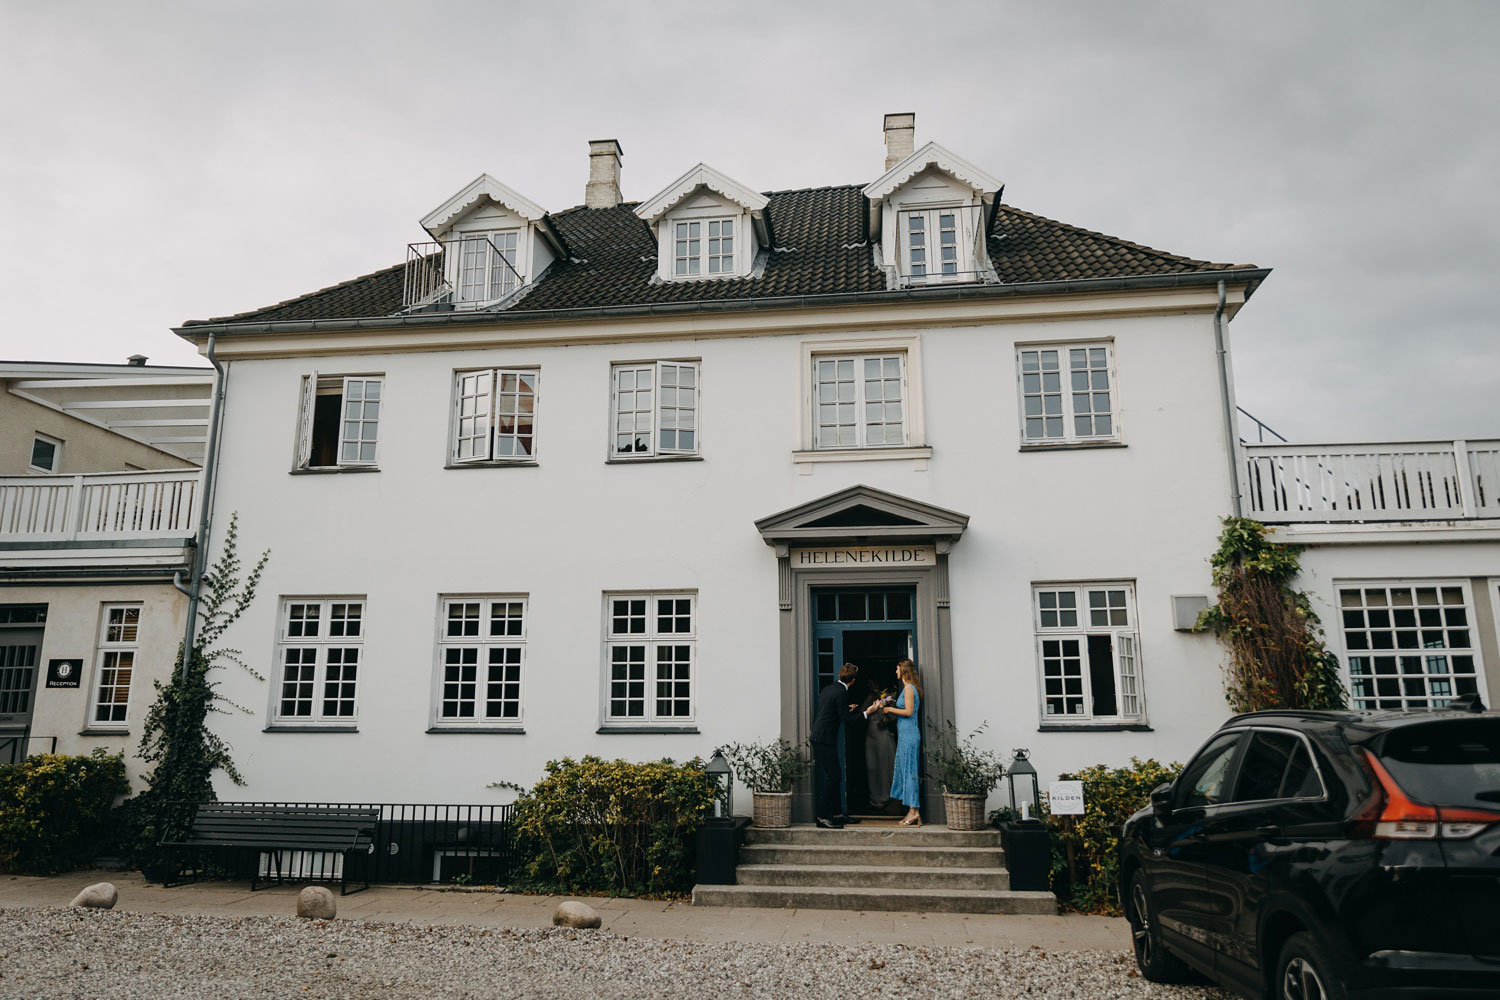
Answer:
[
  {"xmin": 294, "ymin": 373, "xmax": 383, "ymax": 470},
  {"xmin": 1033, "ymin": 582, "xmax": 1145, "ymax": 725}
]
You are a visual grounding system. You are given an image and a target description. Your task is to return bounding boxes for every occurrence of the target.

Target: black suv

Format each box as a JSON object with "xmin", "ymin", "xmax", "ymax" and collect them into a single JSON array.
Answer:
[{"xmin": 1119, "ymin": 702, "xmax": 1500, "ymax": 999}]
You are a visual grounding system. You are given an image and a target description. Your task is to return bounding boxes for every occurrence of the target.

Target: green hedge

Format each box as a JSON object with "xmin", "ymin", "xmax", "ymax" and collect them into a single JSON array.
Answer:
[
  {"xmin": 0, "ymin": 750, "xmax": 129, "ymax": 874},
  {"xmin": 511, "ymin": 756, "xmax": 717, "ymax": 896},
  {"xmin": 1046, "ymin": 757, "xmax": 1181, "ymax": 915}
]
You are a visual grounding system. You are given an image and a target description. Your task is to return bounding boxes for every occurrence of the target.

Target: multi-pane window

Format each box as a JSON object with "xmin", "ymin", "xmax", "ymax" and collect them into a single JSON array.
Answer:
[
  {"xmin": 813, "ymin": 354, "xmax": 906, "ymax": 449},
  {"xmin": 452, "ymin": 369, "xmax": 539, "ymax": 462},
  {"xmin": 673, "ymin": 219, "xmax": 734, "ymax": 277},
  {"xmin": 436, "ymin": 597, "xmax": 525, "ymax": 725},
  {"xmin": 1034, "ymin": 583, "xmax": 1144, "ymax": 722},
  {"xmin": 456, "ymin": 230, "xmax": 520, "ymax": 302},
  {"xmin": 1340, "ymin": 583, "xmax": 1484, "ymax": 710},
  {"xmin": 296, "ymin": 374, "xmax": 383, "ymax": 469},
  {"xmin": 92, "ymin": 604, "xmax": 140, "ymax": 727},
  {"xmin": 605, "ymin": 592, "xmax": 695, "ymax": 724},
  {"xmin": 29, "ymin": 434, "xmax": 61, "ymax": 473},
  {"xmin": 1018, "ymin": 345, "xmax": 1116, "ymax": 444},
  {"xmin": 611, "ymin": 362, "xmax": 699, "ymax": 458},
  {"xmin": 274, "ymin": 599, "xmax": 364, "ymax": 724},
  {"xmin": 902, "ymin": 209, "xmax": 961, "ymax": 280}
]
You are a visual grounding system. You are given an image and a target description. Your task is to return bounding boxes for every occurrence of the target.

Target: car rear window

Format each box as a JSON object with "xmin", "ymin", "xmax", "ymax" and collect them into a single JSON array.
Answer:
[{"xmin": 1378, "ymin": 719, "xmax": 1500, "ymax": 811}]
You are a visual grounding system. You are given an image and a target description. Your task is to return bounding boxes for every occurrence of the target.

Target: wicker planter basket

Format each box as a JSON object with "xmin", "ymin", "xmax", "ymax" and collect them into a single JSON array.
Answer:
[
  {"xmin": 751, "ymin": 791, "xmax": 793, "ymax": 828},
  {"xmin": 943, "ymin": 792, "xmax": 988, "ymax": 831}
]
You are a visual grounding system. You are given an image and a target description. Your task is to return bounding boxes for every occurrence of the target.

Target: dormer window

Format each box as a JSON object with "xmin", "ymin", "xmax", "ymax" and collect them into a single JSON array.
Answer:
[
  {"xmin": 456, "ymin": 231, "xmax": 520, "ymax": 302},
  {"xmin": 636, "ymin": 164, "xmax": 770, "ymax": 283},
  {"xmin": 674, "ymin": 218, "xmax": 735, "ymax": 276}
]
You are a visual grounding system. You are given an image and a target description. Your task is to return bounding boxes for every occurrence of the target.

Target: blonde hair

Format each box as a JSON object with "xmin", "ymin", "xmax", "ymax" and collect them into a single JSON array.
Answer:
[{"xmin": 896, "ymin": 659, "xmax": 923, "ymax": 699}]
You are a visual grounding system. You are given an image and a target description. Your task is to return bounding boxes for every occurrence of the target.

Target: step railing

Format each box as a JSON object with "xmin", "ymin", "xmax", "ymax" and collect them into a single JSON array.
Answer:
[
  {"xmin": 0, "ymin": 470, "xmax": 199, "ymax": 542},
  {"xmin": 1244, "ymin": 439, "xmax": 1500, "ymax": 522}
]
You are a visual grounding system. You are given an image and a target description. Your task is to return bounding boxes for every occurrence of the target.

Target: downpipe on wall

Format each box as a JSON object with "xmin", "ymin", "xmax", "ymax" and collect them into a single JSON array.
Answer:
[
  {"xmin": 173, "ymin": 332, "xmax": 227, "ymax": 680},
  {"xmin": 1215, "ymin": 280, "xmax": 1244, "ymax": 518}
]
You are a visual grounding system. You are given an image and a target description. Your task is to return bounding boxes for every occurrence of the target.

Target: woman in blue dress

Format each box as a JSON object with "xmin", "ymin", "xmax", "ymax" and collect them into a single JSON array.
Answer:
[{"xmin": 877, "ymin": 659, "xmax": 923, "ymax": 827}]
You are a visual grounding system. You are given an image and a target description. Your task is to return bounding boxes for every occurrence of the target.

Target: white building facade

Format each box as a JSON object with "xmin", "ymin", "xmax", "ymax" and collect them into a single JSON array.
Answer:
[{"xmin": 174, "ymin": 115, "xmax": 1500, "ymax": 819}]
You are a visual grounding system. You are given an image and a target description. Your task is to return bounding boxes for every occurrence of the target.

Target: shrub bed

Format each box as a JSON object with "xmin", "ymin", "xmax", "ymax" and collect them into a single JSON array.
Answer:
[
  {"xmin": 0, "ymin": 749, "xmax": 129, "ymax": 874},
  {"xmin": 511, "ymin": 755, "xmax": 717, "ymax": 896},
  {"xmin": 1046, "ymin": 756, "xmax": 1181, "ymax": 915}
]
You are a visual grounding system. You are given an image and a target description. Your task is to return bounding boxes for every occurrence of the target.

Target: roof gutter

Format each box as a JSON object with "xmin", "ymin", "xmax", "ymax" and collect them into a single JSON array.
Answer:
[
  {"xmin": 174, "ymin": 268, "xmax": 1270, "ymax": 340},
  {"xmin": 174, "ymin": 330, "xmax": 228, "ymax": 680}
]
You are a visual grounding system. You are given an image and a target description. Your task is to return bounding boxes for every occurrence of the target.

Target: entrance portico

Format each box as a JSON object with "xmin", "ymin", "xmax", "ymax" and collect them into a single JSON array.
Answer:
[{"xmin": 755, "ymin": 485, "xmax": 970, "ymax": 822}]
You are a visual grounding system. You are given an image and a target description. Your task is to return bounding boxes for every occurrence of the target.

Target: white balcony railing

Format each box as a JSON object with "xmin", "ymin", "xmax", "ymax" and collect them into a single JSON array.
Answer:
[
  {"xmin": 1244, "ymin": 440, "xmax": 1500, "ymax": 522},
  {"xmin": 0, "ymin": 470, "xmax": 199, "ymax": 542}
]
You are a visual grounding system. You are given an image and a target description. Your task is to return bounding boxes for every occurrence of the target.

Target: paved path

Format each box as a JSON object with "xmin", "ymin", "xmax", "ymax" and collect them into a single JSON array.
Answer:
[{"xmin": 2, "ymin": 869, "xmax": 1128, "ymax": 952}]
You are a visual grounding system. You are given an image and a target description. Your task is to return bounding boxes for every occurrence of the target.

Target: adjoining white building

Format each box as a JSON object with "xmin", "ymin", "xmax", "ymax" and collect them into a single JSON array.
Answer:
[
  {"xmin": 170, "ymin": 114, "xmax": 1499, "ymax": 820},
  {"xmin": 0, "ymin": 359, "xmax": 212, "ymax": 786}
]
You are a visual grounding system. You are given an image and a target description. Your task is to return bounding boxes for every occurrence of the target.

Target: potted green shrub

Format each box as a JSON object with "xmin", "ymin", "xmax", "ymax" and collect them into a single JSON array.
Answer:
[
  {"xmin": 927, "ymin": 723, "xmax": 1006, "ymax": 831},
  {"xmin": 718, "ymin": 739, "xmax": 810, "ymax": 828}
]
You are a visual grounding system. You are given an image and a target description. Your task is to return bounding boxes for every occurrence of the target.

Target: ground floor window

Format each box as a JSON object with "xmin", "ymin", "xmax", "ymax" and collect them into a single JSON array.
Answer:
[
  {"xmin": 274, "ymin": 598, "xmax": 364, "ymax": 725},
  {"xmin": 1033, "ymin": 582, "xmax": 1143, "ymax": 723},
  {"xmin": 435, "ymin": 596, "xmax": 526, "ymax": 726},
  {"xmin": 92, "ymin": 604, "xmax": 140, "ymax": 727},
  {"xmin": 603, "ymin": 592, "xmax": 695, "ymax": 724},
  {"xmin": 1339, "ymin": 581, "xmax": 1483, "ymax": 710}
]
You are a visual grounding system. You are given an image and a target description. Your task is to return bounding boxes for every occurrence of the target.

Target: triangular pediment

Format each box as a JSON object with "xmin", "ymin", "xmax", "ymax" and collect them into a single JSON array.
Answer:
[
  {"xmin": 756, "ymin": 485, "xmax": 969, "ymax": 545},
  {"xmin": 421, "ymin": 173, "xmax": 549, "ymax": 237},
  {"xmin": 634, "ymin": 163, "xmax": 769, "ymax": 229}
]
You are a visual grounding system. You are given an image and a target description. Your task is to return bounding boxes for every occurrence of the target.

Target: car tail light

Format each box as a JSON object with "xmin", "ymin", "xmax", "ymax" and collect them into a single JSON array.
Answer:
[{"xmin": 1360, "ymin": 748, "xmax": 1500, "ymax": 840}]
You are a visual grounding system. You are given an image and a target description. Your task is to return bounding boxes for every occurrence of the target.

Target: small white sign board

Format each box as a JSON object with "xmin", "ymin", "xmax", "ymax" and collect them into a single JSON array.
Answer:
[{"xmin": 1048, "ymin": 780, "xmax": 1085, "ymax": 816}]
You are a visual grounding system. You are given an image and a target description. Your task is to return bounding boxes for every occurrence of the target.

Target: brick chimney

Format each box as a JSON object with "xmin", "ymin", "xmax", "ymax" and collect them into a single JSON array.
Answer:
[
  {"xmin": 585, "ymin": 139, "xmax": 624, "ymax": 209},
  {"xmin": 883, "ymin": 113, "xmax": 915, "ymax": 171}
]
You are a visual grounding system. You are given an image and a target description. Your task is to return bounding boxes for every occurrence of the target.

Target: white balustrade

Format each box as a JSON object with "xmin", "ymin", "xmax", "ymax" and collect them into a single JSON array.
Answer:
[
  {"xmin": 1243, "ymin": 440, "xmax": 1500, "ymax": 522},
  {"xmin": 0, "ymin": 470, "xmax": 199, "ymax": 541}
]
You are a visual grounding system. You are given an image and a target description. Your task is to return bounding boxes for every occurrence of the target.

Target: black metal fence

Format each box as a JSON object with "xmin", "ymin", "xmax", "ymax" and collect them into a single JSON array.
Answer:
[
  {"xmin": 211, "ymin": 801, "xmax": 518, "ymax": 886},
  {"xmin": 0, "ymin": 734, "xmax": 56, "ymax": 765}
]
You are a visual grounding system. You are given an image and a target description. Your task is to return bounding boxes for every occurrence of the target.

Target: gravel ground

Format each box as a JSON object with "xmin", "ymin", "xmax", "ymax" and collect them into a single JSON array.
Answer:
[{"xmin": 0, "ymin": 906, "xmax": 1233, "ymax": 999}]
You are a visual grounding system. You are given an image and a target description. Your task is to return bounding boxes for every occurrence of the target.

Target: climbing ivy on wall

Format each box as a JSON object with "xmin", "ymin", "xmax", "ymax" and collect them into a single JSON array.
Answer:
[{"xmin": 1195, "ymin": 517, "xmax": 1347, "ymax": 713}]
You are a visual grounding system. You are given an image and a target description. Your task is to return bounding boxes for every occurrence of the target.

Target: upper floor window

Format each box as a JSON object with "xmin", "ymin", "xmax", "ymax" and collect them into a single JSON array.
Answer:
[
  {"xmin": 273, "ymin": 598, "xmax": 364, "ymax": 725},
  {"xmin": 452, "ymin": 369, "xmax": 538, "ymax": 464},
  {"xmin": 1034, "ymin": 582, "xmax": 1143, "ymax": 724},
  {"xmin": 672, "ymin": 219, "xmax": 735, "ymax": 277},
  {"xmin": 814, "ymin": 354, "xmax": 907, "ymax": 450},
  {"xmin": 29, "ymin": 433, "xmax": 61, "ymax": 474},
  {"xmin": 455, "ymin": 230, "xmax": 520, "ymax": 303},
  {"xmin": 1017, "ymin": 344, "xmax": 1117, "ymax": 445},
  {"xmin": 91, "ymin": 603, "xmax": 140, "ymax": 728},
  {"xmin": 901, "ymin": 209, "xmax": 960, "ymax": 280},
  {"xmin": 611, "ymin": 361, "xmax": 699, "ymax": 459},
  {"xmin": 295, "ymin": 375, "xmax": 383, "ymax": 470},
  {"xmin": 1340, "ymin": 582, "xmax": 1483, "ymax": 711}
]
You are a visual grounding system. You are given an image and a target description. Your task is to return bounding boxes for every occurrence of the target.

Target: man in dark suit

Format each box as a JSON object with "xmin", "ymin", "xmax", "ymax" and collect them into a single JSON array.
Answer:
[{"xmin": 811, "ymin": 662, "xmax": 860, "ymax": 828}]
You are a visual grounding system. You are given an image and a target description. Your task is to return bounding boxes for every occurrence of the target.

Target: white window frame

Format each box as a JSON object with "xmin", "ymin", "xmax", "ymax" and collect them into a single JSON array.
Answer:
[
  {"xmin": 897, "ymin": 205, "xmax": 974, "ymax": 284},
  {"xmin": 453, "ymin": 229, "xmax": 523, "ymax": 303},
  {"xmin": 665, "ymin": 216, "xmax": 737, "ymax": 280},
  {"xmin": 795, "ymin": 336, "xmax": 930, "ymax": 466},
  {"xmin": 271, "ymin": 597, "xmax": 365, "ymax": 727},
  {"xmin": 811, "ymin": 352, "xmax": 909, "ymax": 450},
  {"xmin": 601, "ymin": 591, "xmax": 696, "ymax": 727},
  {"xmin": 1335, "ymin": 579, "xmax": 1488, "ymax": 712},
  {"xmin": 1032, "ymin": 581, "xmax": 1145, "ymax": 724},
  {"xmin": 90, "ymin": 603, "xmax": 141, "ymax": 729},
  {"xmin": 293, "ymin": 373, "xmax": 384, "ymax": 470},
  {"xmin": 431, "ymin": 595, "xmax": 527, "ymax": 729},
  {"xmin": 450, "ymin": 368, "xmax": 540, "ymax": 464},
  {"xmin": 1016, "ymin": 342, "xmax": 1121, "ymax": 446},
  {"xmin": 28, "ymin": 433, "xmax": 62, "ymax": 474},
  {"xmin": 608, "ymin": 361, "xmax": 701, "ymax": 459}
]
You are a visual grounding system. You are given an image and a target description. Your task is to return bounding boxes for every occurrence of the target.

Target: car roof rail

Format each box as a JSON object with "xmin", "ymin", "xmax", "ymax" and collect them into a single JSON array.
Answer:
[{"xmin": 1445, "ymin": 693, "xmax": 1488, "ymax": 713}]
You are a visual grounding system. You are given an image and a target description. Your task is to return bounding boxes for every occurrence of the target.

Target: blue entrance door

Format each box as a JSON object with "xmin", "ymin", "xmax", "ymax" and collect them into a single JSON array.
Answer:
[{"xmin": 811, "ymin": 587, "xmax": 916, "ymax": 815}]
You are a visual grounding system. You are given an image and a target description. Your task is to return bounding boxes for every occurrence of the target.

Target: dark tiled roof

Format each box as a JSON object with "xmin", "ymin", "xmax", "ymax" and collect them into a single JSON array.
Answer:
[{"xmin": 186, "ymin": 185, "xmax": 1253, "ymax": 326}]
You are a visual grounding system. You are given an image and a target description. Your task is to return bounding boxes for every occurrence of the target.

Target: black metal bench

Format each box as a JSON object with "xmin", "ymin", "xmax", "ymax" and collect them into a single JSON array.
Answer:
[{"xmin": 160, "ymin": 803, "xmax": 380, "ymax": 895}]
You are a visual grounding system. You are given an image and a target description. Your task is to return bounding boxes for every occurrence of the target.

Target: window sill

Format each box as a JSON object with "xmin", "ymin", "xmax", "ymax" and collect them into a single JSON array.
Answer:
[
  {"xmin": 426, "ymin": 726, "xmax": 526, "ymax": 734},
  {"xmin": 606, "ymin": 455, "xmax": 704, "ymax": 465},
  {"xmin": 443, "ymin": 462, "xmax": 539, "ymax": 470},
  {"xmin": 263, "ymin": 725, "xmax": 359, "ymax": 733},
  {"xmin": 1037, "ymin": 723, "xmax": 1153, "ymax": 733},
  {"xmin": 596, "ymin": 726, "xmax": 700, "ymax": 735},
  {"xmin": 290, "ymin": 466, "xmax": 380, "ymax": 475},
  {"xmin": 792, "ymin": 446, "xmax": 932, "ymax": 465},
  {"xmin": 1018, "ymin": 441, "xmax": 1126, "ymax": 453},
  {"xmin": 78, "ymin": 728, "xmax": 129, "ymax": 737}
]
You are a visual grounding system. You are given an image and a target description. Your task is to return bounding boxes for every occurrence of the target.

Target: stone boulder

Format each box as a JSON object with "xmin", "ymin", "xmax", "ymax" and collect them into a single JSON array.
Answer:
[
  {"xmin": 552, "ymin": 900, "xmax": 601, "ymax": 929},
  {"xmin": 296, "ymin": 885, "xmax": 337, "ymax": 919},
  {"xmin": 69, "ymin": 882, "xmax": 118, "ymax": 909}
]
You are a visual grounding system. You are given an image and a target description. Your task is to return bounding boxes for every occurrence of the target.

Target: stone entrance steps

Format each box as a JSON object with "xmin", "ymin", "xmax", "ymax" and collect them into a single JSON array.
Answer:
[{"xmin": 691, "ymin": 823, "xmax": 1056, "ymax": 915}]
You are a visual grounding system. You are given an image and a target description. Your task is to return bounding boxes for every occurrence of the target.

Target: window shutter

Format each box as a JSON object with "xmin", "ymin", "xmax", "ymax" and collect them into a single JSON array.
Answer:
[
  {"xmin": 295, "ymin": 371, "xmax": 318, "ymax": 469},
  {"xmin": 1117, "ymin": 633, "xmax": 1141, "ymax": 719}
]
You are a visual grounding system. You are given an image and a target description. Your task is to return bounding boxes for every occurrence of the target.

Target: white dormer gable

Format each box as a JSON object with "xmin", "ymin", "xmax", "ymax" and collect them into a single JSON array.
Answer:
[
  {"xmin": 861, "ymin": 142, "xmax": 1002, "ymax": 287},
  {"xmin": 635, "ymin": 164, "xmax": 771, "ymax": 281},
  {"xmin": 412, "ymin": 174, "xmax": 564, "ymax": 310}
]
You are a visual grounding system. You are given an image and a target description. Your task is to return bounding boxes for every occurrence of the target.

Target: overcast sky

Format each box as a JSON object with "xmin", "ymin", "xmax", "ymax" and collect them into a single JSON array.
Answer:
[{"xmin": 1, "ymin": 0, "xmax": 1495, "ymax": 442}]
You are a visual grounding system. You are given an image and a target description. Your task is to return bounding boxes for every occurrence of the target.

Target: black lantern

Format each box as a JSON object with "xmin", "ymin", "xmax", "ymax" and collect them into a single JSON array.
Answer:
[
  {"xmin": 1007, "ymin": 748, "xmax": 1042, "ymax": 821},
  {"xmin": 707, "ymin": 749, "xmax": 734, "ymax": 819}
]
